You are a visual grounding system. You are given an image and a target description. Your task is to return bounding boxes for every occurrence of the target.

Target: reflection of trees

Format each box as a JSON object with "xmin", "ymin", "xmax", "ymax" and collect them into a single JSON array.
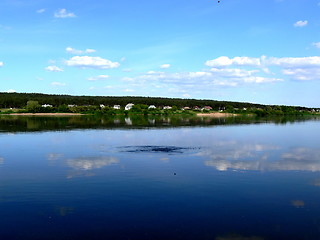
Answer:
[
  {"xmin": 203, "ymin": 142, "xmax": 320, "ymax": 172},
  {"xmin": 1, "ymin": 115, "xmax": 317, "ymax": 133}
]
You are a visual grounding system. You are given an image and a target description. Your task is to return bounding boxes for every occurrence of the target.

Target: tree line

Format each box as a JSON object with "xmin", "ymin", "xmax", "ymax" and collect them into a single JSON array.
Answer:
[{"xmin": 0, "ymin": 92, "xmax": 316, "ymax": 116}]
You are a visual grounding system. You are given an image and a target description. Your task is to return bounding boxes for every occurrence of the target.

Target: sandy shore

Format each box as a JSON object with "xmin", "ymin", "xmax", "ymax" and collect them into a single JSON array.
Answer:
[
  {"xmin": 196, "ymin": 112, "xmax": 239, "ymax": 118},
  {"xmin": 4, "ymin": 113, "xmax": 84, "ymax": 116}
]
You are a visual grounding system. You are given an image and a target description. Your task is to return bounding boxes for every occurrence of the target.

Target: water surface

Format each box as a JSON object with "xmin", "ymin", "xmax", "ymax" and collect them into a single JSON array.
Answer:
[{"xmin": 0, "ymin": 116, "xmax": 320, "ymax": 240}]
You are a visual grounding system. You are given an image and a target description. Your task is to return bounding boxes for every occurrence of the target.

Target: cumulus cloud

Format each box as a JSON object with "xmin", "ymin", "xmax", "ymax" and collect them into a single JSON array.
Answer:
[
  {"xmin": 65, "ymin": 56, "xmax": 120, "ymax": 69},
  {"xmin": 160, "ymin": 64, "xmax": 171, "ymax": 69},
  {"xmin": 87, "ymin": 75, "xmax": 109, "ymax": 81},
  {"xmin": 51, "ymin": 82, "xmax": 66, "ymax": 87},
  {"xmin": 45, "ymin": 65, "xmax": 63, "ymax": 72},
  {"xmin": 294, "ymin": 20, "xmax": 308, "ymax": 27},
  {"xmin": 205, "ymin": 55, "xmax": 320, "ymax": 82},
  {"xmin": 0, "ymin": 61, "xmax": 4, "ymax": 67},
  {"xmin": 54, "ymin": 9, "xmax": 76, "ymax": 18},
  {"xmin": 66, "ymin": 47, "xmax": 96, "ymax": 55},
  {"xmin": 206, "ymin": 56, "xmax": 262, "ymax": 68}
]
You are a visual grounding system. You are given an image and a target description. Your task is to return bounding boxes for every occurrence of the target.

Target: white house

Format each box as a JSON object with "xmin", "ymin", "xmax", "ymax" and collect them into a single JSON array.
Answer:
[
  {"xmin": 42, "ymin": 104, "xmax": 53, "ymax": 108},
  {"xmin": 100, "ymin": 104, "xmax": 105, "ymax": 108},
  {"xmin": 113, "ymin": 105, "xmax": 121, "ymax": 110},
  {"xmin": 125, "ymin": 103, "xmax": 134, "ymax": 111},
  {"xmin": 148, "ymin": 105, "xmax": 156, "ymax": 109},
  {"xmin": 163, "ymin": 106, "xmax": 172, "ymax": 110}
]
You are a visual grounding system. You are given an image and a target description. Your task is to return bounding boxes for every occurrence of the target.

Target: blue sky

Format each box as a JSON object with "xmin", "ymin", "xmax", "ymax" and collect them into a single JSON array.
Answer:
[{"xmin": 1, "ymin": 0, "xmax": 320, "ymax": 107}]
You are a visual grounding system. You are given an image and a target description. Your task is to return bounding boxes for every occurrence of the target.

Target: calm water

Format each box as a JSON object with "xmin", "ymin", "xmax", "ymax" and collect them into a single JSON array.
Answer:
[{"xmin": 0, "ymin": 115, "xmax": 320, "ymax": 240}]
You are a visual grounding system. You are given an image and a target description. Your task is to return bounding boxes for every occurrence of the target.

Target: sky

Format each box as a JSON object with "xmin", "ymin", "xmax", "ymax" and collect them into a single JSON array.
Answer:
[{"xmin": 1, "ymin": 0, "xmax": 320, "ymax": 107}]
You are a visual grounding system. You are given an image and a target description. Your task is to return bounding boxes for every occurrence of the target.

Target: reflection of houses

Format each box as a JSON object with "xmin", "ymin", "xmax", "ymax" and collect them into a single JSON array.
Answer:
[
  {"xmin": 113, "ymin": 105, "xmax": 121, "ymax": 110},
  {"xmin": 148, "ymin": 105, "xmax": 156, "ymax": 109},
  {"xmin": 125, "ymin": 117, "xmax": 132, "ymax": 125},
  {"xmin": 42, "ymin": 104, "xmax": 53, "ymax": 108}
]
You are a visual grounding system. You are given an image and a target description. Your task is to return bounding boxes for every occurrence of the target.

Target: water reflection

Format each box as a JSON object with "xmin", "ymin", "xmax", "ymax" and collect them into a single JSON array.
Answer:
[
  {"xmin": 202, "ymin": 141, "xmax": 320, "ymax": 172},
  {"xmin": 0, "ymin": 114, "xmax": 318, "ymax": 133},
  {"xmin": 67, "ymin": 156, "xmax": 119, "ymax": 170},
  {"xmin": 216, "ymin": 236, "xmax": 264, "ymax": 240},
  {"xmin": 291, "ymin": 200, "xmax": 305, "ymax": 208},
  {"xmin": 0, "ymin": 157, "xmax": 4, "ymax": 165}
]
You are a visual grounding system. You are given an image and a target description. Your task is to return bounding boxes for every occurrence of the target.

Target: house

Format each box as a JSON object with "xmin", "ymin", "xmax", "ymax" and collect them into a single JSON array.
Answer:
[
  {"xmin": 163, "ymin": 106, "xmax": 172, "ymax": 110},
  {"xmin": 68, "ymin": 104, "xmax": 76, "ymax": 108},
  {"xmin": 42, "ymin": 104, "xmax": 53, "ymax": 108},
  {"xmin": 148, "ymin": 105, "xmax": 156, "ymax": 109},
  {"xmin": 100, "ymin": 104, "xmax": 105, "ymax": 108},
  {"xmin": 194, "ymin": 106, "xmax": 201, "ymax": 110},
  {"xmin": 202, "ymin": 106, "xmax": 213, "ymax": 111},
  {"xmin": 125, "ymin": 103, "xmax": 134, "ymax": 111},
  {"xmin": 113, "ymin": 105, "xmax": 121, "ymax": 110},
  {"xmin": 182, "ymin": 107, "xmax": 191, "ymax": 110}
]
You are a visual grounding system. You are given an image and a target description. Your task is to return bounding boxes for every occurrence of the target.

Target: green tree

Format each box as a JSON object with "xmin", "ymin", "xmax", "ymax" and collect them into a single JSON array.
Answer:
[{"xmin": 26, "ymin": 100, "xmax": 40, "ymax": 113}]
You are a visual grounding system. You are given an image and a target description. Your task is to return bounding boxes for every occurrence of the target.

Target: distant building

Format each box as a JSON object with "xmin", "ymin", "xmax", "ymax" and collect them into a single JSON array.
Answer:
[
  {"xmin": 68, "ymin": 104, "xmax": 76, "ymax": 108},
  {"xmin": 202, "ymin": 106, "xmax": 213, "ymax": 111},
  {"xmin": 163, "ymin": 106, "xmax": 172, "ymax": 110},
  {"xmin": 42, "ymin": 104, "xmax": 52, "ymax": 108},
  {"xmin": 125, "ymin": 103, "xmax": 134, "ymax": 111},
  {"xmin": 148, "ymin": 105, "xmax": 156, "ymax": 109},
  {"xmin": 113, "ymin": 105, "xmax": 121, "ymax": 110},
  {"xmin": 194, "ymin": 106, "xmax": 201, "ymax": 110},
  {"xmin": 100, "ymin": 104, "xmax": 105, "ymax": 108},
  {"xmin": 182, "ymin": 107, "xmax": 191, "ymax": 110}
]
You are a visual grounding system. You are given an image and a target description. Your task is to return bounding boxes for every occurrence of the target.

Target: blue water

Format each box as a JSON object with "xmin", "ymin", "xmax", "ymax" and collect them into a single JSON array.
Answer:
[{"xmin": 1, "ymin": 118, "xmax": 320, "ymax": 239}]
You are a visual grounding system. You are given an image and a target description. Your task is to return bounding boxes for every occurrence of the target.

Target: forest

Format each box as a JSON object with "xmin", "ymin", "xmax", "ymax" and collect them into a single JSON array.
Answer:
[{"xmin": 0, "ymin": 92, "xmax": 317, "ymax": 116}]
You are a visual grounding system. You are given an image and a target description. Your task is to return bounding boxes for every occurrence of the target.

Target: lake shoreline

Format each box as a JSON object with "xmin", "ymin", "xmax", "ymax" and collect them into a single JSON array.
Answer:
[{"xmin": 2, "ymin": 113, "xmax": 84, "ymax": 116}]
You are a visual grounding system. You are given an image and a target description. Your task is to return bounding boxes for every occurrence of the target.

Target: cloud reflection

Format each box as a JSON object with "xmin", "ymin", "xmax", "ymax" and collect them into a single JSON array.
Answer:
[
  {"xmin": 202, "ymin": 142, "xmax": 320, "ymax": 172},
  {"xmin": 67, "ymin": 156, "xmax": 119, "ymax": 170},
  {"xmin": 291, "ymin": 200, "xmax": 305, "ymax": 208},
  {"xmin": 0, "ymin": 157, "xmax": 4, "ymax": 165},
  {"xmin": 216, "ymin": 235, "xmax": 264, "ymax": 240}
]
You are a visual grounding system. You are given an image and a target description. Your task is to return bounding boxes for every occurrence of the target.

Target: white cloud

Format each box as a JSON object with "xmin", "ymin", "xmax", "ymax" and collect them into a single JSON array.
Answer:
[
  {"xmin": 6, "ymin": 89, "xmax": 16, "ymax": 93},
  {"xmin": 294, "ymin": 20, "xmax": 308, "ymax": 27},
  {"xmin": 51, "ymin": 82, "xmax": 66, "ymax": 86},
  {"xmin": 205, "ymin": 56, "xmax": 262, "ymax": 67},
  {"xmin": 65, "ymin": 56, "xmax": 120, "ymax": 69},
  {"xmin": 267, "ymin": 56, "xmax": 320, "ymax": 67},
  {"xmin": 45, "ymin": 65, "xmax": 63, "ymax": 72},
  {"xmin": 282, "ymin": 68, "xmax": 320, "ymax": 81},
  {"xmin": 87, "ymin": 75, "xmax": 109, "ymax": 81},
  {"xmin": 313, "ymin": 42, "xmax": 320, "ymax": 48},
  {"xmin": 0, "ymin": 61, "xmax": 3, "ymax": 67},
  {"xmin": 160, "ymin": 64, "xmax": 171, "ymax": 69},
  {"xmin": 54, "ymin": 9, "xmax": 76, "ymax": 18},
  {"xmin": 66, "ymin": 47, "xmax": 96, "ymax": 55},
  {"xmin": 36, "ymin": 8, "xmax": 46, "ymax": 13}
]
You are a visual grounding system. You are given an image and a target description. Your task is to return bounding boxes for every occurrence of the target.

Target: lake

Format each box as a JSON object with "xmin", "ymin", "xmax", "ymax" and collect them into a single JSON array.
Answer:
[{"xmin": 0, "ymin": 115, "xmax": 320, "ymax": 240}]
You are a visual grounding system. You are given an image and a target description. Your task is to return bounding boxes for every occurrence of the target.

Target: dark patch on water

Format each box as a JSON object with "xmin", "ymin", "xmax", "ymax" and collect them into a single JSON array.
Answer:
[{"xmin": 119, "ymin": 145, "xmax": 199, "ymax": 154}]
